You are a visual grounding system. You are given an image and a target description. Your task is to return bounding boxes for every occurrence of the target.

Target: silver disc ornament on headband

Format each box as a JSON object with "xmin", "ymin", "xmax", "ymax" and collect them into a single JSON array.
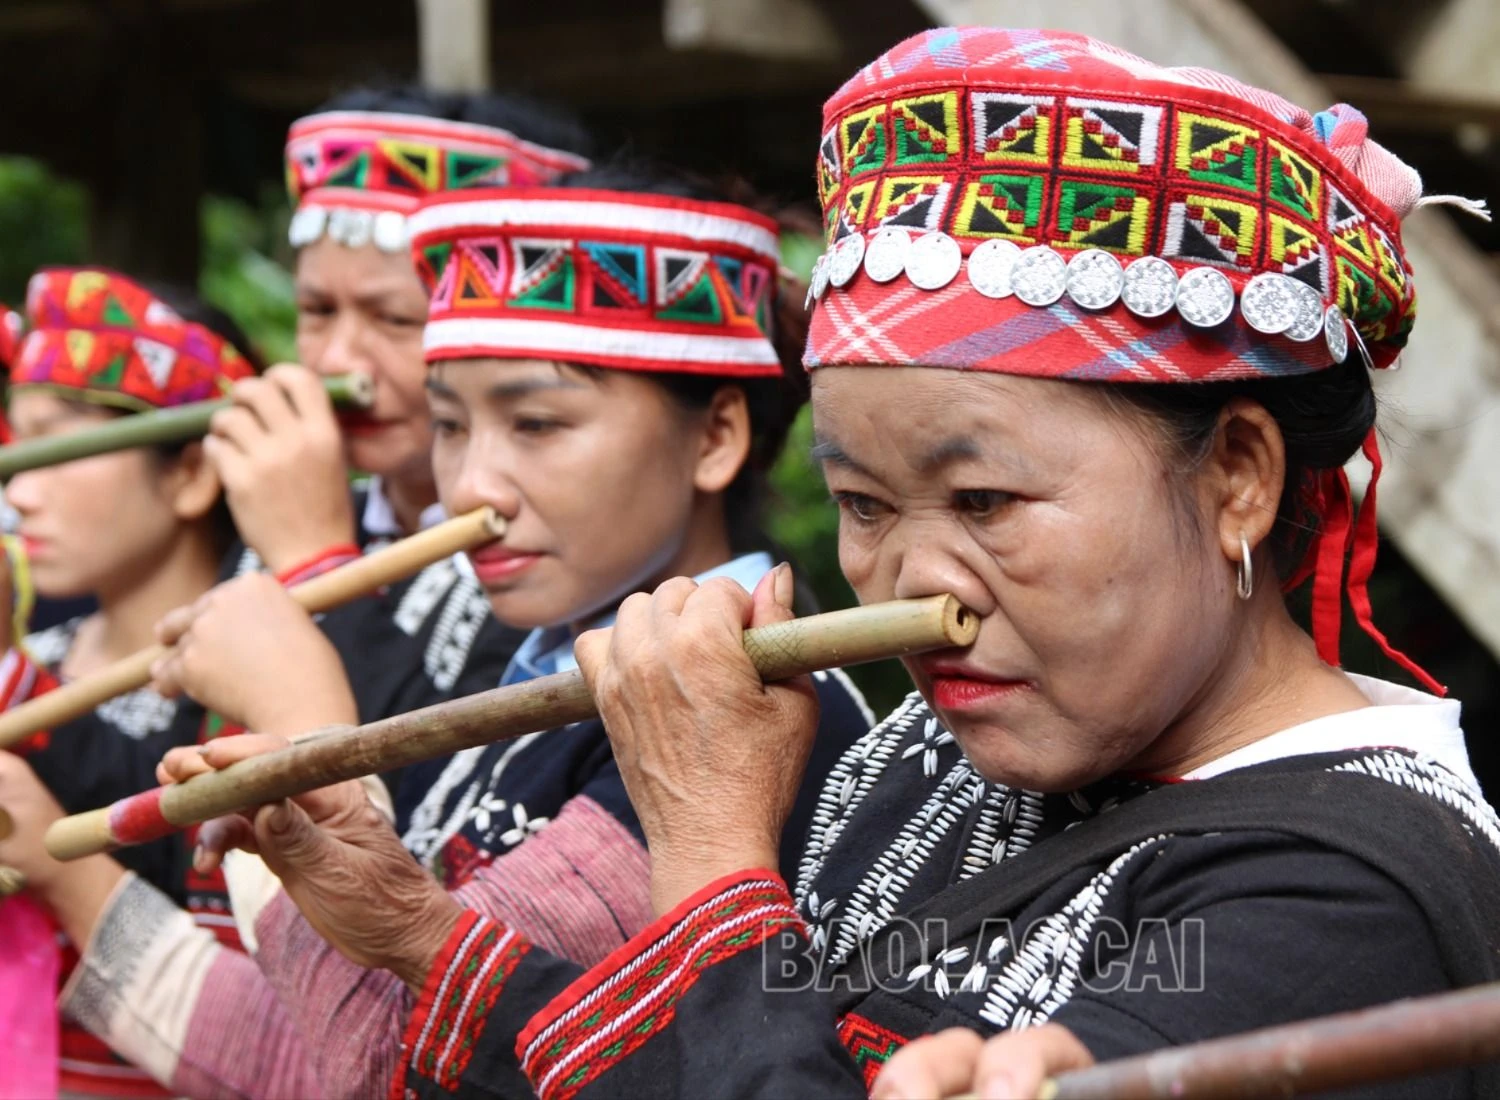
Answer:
[
  {"xmin": 1120, "ymin": 257, "xmax": 1178, "ymax": 318},
  {"xmin": 1324, "ymin": 305, "xmax": 1350, "ymax": 363},
  {"xmin": 1175, "ymin": 267, "xmax": 1235, "ymax": 328},
  {"xmin": 1284, "ymin": 280, "xmax": 1326, "ymax": 343},
  {"xmin": 827, "ymin": 232, "xmax": 867, "ymax": 289},
  {"xmin": 1239, "ymin": 273, "xmax": 1300, "ymax": 335},
  {"xmin": 966, "ymin": 239, "xmax": 1021, "ymax": 299},
  {"xmin": 863, "ymin": 228, "xmax": 912, "ymax": 284},
  {"xmin": 905, "ymin": 232, "xmax": 963, "ymax": 290},
  {"xmin": 1011, "ymin": 247, "xmax": 1068, "ymax": 307},
  {"xmin": 1065, "ymin": 249, "xmax": 1125, "ymax": 311}
]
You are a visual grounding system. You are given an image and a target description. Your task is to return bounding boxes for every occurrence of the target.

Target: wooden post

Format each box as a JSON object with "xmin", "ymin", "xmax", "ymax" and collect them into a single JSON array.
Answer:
[{"xmin": 417, "ymin": 0, "xmax": 490, "ymax": 92}]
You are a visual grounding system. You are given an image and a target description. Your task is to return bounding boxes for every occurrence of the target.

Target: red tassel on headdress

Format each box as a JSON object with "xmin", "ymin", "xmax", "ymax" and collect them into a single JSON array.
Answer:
[{"xmin": 1299, "ymin": 430, "xmax": 1446, "ymax": 696}]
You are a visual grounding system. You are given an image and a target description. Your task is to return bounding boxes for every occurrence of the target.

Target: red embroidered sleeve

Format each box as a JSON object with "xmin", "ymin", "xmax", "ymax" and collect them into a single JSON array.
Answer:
[
  {"xmin": 274, "ymin": 542, "xmax": 362, "ymax": 588},
  {"xmin": 395, "ymin": 909, "xmax": 533, "ymax": 1099},
  {"xmin": 1, "ymin": 647, "xmax": 60, "ymax": 754},
  {"xmin": 516, "ymin": 869, "xmax": 801, "ymax": 1100}
]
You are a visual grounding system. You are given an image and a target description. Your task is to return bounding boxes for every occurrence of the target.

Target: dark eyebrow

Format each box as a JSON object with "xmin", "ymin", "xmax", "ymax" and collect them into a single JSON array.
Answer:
[
  {"xmin": 424, "ymin": 376, "xmax": 459, "ymax": 401},
  {"xmin": 809, "ymin": 435, "xmax": 876, "ymax": 478},
  {"xmin": 916, "ymin": 436, "xmax": 982, "ymax": 474},
  {"xmin": 484, "ymin": 376, "xmax": 589, "ymax": 401}
]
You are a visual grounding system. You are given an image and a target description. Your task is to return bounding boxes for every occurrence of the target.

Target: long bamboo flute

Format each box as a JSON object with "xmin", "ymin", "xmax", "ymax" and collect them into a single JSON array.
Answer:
[
  {"xmin": 1043, "ymin": 980, "xmax": 1500, "ymax": 1099},
  {"xmin": 46, "ymin": 595, "xmax": 978, "ymax": 860},
  {"xmin": 0, "ymin": 506, "xmax": 505, "ymax": 751},
  {"xmin": 0, "ymin": 373, "xmax": 375, "ymax": 478}
]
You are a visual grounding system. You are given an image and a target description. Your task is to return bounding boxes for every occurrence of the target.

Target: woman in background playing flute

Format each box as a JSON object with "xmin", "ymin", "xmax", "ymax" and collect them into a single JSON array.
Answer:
[
  {"xmin": 199, "ymin": 86, "xmax": 595, "ymax": 748},
  {"xmin": 0, "ymin": 167, "xmax": 872, "ymax": 1098},
  {"xmin": 137, "ymin": 29, "xmax": 1500, "ymax": 1100},
  {"xmin": 0, "ymin": 268, "xmax": 265, "ymax": 1097}
]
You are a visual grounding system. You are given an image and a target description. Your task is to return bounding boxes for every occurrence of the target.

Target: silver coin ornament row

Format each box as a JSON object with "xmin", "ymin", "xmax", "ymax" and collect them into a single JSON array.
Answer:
[
  {"xmin": 288, "ymin": 205, "xmax": 410, "ymax": 254},
  {"xmin": 808, "ymin": 228, "xmax": 1353, "ymax": 363}
]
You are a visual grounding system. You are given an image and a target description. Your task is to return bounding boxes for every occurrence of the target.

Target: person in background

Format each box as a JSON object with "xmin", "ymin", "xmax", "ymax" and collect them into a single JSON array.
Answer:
[
  {"xmin": 0, "ymin": 166, "xmax": 873, "ymax": 1099},
  {"xmin": 0, "ymin": 267, "xmax": 260, "ymax": 1097},
  {"xmin": 206, "ymin": 87, "xmax": 594, "ymax": 747}
]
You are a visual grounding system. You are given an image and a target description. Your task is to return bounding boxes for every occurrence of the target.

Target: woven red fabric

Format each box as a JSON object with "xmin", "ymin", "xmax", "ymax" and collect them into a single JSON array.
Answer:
[
  {"xmin": 808, "ymin": 26, "xmax": 1420, "ymax": 381},
  {"xmin": 13, "ymin": 269, "xmax": 254, "ymax": 412},
  {"xmin": 286, "ymin": 111, "xmax": 589, "ymax": 217},
  {"xmin": 408, "ymin": 187, "xmax": 784, "ymax": 377}
]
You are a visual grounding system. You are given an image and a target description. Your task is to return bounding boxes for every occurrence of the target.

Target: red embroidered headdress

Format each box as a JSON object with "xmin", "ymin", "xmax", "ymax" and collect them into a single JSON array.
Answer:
[
  {"xmin": 285, "ymin": 111, "xmax": 591, "ymax": 254},
  {"xmin": 12, "ymin": 268, "xmax": 255, "ymax": 412},
  {"xmin": 808, "ymin": 27, "xmax": 1446, "ymax": 691},
  {"xmin": 408, "ymin": 188, "xmax": 783, "ymax": 377}
]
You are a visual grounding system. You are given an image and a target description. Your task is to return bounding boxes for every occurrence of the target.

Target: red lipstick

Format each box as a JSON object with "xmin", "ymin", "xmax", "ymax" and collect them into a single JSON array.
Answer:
[
  {"xmin": 918, "ymin": 658, "xmax": 1030, "ymax": 712},
  {"xmin": 467, "ymin": 543, "xmax": 541, "ymax": 584}
]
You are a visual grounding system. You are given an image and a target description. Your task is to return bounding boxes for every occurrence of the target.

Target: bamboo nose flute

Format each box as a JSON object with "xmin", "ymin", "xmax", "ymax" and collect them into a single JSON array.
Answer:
[
  {"xmin": 0, "ymin": 372, "xmax": 375, "ymax": 479},
  {"xmin": 0, "ymin": 506, "xmax": 506, "ymax": 751},
  {"xmin": 45, "ymin": 595, "xmax": 979, "ymax": 861}
]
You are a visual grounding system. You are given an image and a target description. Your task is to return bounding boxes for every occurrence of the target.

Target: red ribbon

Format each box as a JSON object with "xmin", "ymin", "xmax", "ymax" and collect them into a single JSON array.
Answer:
[{"xmin": 1300, "ymin": 429, "xmax": 1445, "ymax": 696}]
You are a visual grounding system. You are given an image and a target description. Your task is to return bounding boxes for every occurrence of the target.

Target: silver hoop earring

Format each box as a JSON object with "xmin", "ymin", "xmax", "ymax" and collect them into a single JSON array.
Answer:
[{"xmin": 1236, "ymin": 532, "xmax": 1254, "ymax": 601}]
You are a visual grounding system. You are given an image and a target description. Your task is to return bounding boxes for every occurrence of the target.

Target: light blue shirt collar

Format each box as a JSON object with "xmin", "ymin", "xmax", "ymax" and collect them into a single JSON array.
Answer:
[{"xmin": 502, "ymin": 551, "xmax": 775, "ymax": 684}]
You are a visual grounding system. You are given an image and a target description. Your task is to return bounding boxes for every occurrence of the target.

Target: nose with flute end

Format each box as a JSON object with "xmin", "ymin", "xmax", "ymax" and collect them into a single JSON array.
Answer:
[{"xmin": 44, "ymin": 595, "xmax": 979, "ymax": 862}]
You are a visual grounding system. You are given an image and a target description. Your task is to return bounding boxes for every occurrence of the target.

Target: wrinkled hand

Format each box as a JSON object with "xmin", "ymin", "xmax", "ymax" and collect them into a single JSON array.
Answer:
[
  {"xmin": 159, "ymin": 734, "xmax": 462, "ymax": 991},
  {"xmin": 871, "ymin": 1024, "xmax": 1094, "ymax": 1099},
  {"xmin": 574, "ymin": 564, "xmax": 819, "ymax": 916},
  {"xmin": 205, "ymin": 364, "xmax": 356, "ymax": 574},
  {"xmin": 151, "ymin": 572, "xmax": 358, "ymax": 735}
]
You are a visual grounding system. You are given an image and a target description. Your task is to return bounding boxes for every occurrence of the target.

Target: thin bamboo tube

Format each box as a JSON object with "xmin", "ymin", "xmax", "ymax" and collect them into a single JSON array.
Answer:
[
  {"xmin": 1039, "ymin": 980, "xmax": 1500, "ymax": 1099},
  {"xmin": 46, "ymin": 595, "xmax": 978, "ymax": 860},
  {"xmin": 0, "ymin": 373, "xmax": 375, "ymax": 478},
  {"xmin": 0, "ymin": 507, "xmax": 505, "ymax": 751}
]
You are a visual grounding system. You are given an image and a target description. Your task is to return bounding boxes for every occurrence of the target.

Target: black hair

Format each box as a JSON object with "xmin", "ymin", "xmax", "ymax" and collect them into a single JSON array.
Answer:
[
  {"xmin": 552, "ymin": 161, "xmax": 811, "ymax": 560},
  {"xmin": 315, "ymin": 85, "xmax": 594, "ymax": 161},
  {"xmin": 138, "ymin": 279, "xmax": 266, "ymax": 555},
  {"xmin": 1103, "ymin": 357, "xmax": 1376, "ymax": 579}
]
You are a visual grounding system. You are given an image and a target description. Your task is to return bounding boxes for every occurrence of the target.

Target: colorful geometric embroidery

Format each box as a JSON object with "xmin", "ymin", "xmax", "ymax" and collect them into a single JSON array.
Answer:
[
  {"xmin": 1335, "ymin": 255, "xmax": 1393, "ymax": 339},
  {"xmin": 841, "ymin": 104, "xmax": 889, "ymax": 177},
  {"xmin": 1268, "ymin": 139, "xmax": 1321, "ymax": 221},
  {"xmin": 1325, "ymin": 182, "xmax": 1364, "ymax": 235},
  {"xmin": 971, "ymin": 93, "xmax": 1052, "ymax": 165},
  {"xmin": 1053, "ymin": 179, "xmax": 1151, "ymax": 254},
  {"xmin": 1163, "ymin": 193, "xmax": 1258, "ymax": 269},
  {"xmin": 403, "ymin": 913, "xmax": 532, "ymax": 1095},
  {"xmin": 874, "ymin": 176, "xmax": 952, "ymax": 232},
  {"xmin": 507, "ymin": 240, "xmax": 574, "ymax": 311},
  {"xmin": 838, "ymin": 1014, "xmax": 910, "ymax": 1091},
  {"xmin": 1333, "ymin": 220, "xmax": 1378, "ymax": 267},
  {"xmin": 818, "ymin": 127, "xmax": 841, "ymax": 205},
  {"xmin": 412, "ymin": 189, "xmax": 782, "ymax": 376},
  {"xmin": 1268, "ymin": 213, "xmax": 1328, "ymax": 294},
  {"xmin": 892, "ymin": 92, "xmax": 961, "ymax": 166},
  {"xmin": 518, "ymin": 876, "xmax": 802, "ymax": 1100},
  {"xmin": 14, "ymin": 268, "xmax": 254, "ymax": 412},
  {"xmin": 1061, "ymin": 98, "xmax": 1161, "ymax": 174},
  {"xmin": 953, "ymin": 174, "xmax": 1044, "ymax": 241},
  {"xmin": 286, "ymin": 110, "xmax": 589, "ymax": 216},
  {"xmin": 1173, "ymin": 113, "xmax": 1261, "ymax": 193},
  {"xmin": 836, "ymin": 180, "xmax": 878, "ymax": 240},
  {"xmin": 584, "ymin": 242, "xmax": 648, "ymax": 310}
]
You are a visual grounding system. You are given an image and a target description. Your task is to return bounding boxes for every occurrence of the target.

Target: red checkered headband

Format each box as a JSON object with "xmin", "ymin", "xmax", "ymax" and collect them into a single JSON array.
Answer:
[
  {"xmin": 285, "ymin": 111, "xmax": 590, "ymax": 255},
  {"xmin": 407, "ymin": 188, "xmax": 783, "ymax": 377},
  {"xmin": 806, "ymin": 27, "xmax": 1446, "ymax": 692}
]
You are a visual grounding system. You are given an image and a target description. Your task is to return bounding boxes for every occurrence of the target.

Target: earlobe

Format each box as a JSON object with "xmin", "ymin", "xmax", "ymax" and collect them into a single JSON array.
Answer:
[
  {"xmin": 168, "ymin": 443, "xmax": 225, "ymax": 523},
  {"xmin": 1213, "ymin": 398, "xmax": 1285, "ymax": 570},
  {"xmin": 692, "ymin": 386, "xmax": 752, "ymax": 494}
]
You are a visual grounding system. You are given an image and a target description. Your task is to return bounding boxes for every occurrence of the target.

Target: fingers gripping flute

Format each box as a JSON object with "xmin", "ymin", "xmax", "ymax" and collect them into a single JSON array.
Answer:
[
  {"xmin": 0, "ymin": 507, "xmax": 507, "ymax": 751},
  {"xmin": 0, "ymin": 373, "xmax": 375, "ymax": 479},
  {"xmin": 46, "ymin": 596, "xmax": 979, "ymax": 860}
]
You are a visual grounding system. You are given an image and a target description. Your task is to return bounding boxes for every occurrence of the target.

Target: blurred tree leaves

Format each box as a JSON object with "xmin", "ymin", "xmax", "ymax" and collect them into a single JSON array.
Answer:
[
  {"xmin": 0, "ymin": 158, "xmax": 88, "ymax": 305},
  {"xmin": 200, "ymin": 188, "xmax": 298, "ymax": 363}
]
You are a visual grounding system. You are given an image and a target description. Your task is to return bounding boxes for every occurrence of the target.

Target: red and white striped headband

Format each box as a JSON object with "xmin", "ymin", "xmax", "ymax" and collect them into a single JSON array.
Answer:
[
  {"xmin": 408, "ymin": 188, "xmax": 783, "ymax": 377},
  {"xmin": 285, "ymin": 111, "xmax": 590, "ymax": 254}
]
